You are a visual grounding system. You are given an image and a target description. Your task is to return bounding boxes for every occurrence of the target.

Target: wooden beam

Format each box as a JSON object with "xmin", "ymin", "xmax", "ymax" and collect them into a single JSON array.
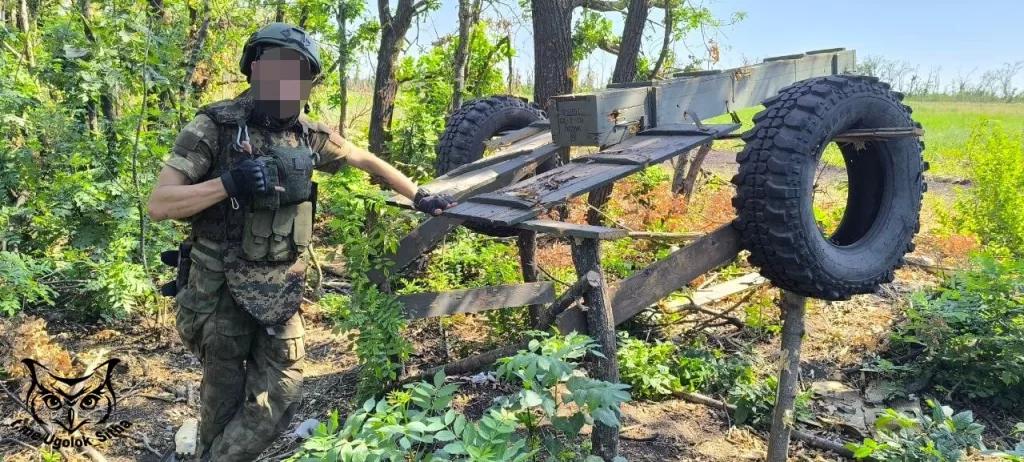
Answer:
[
  {"xmin": 517, "ymin": 229, "xmax": 543, "ymax": 326},
  {"xmin": 484, "ymin": 123, "xmax": 551, "ymax": 150},
  {"xmin": 570, "ymin": 237, "xmax": 620, "ymax": 459},
  {"xmin": 718, "ymin": 126, "xmax": 925, "ymax": 142},
  {"xmin": 516, "ymin": 220, "xmax": 628, "ymax": 240},
  {"xmin": 557, "ymin": 224, "xmax": 742, "ymax": 334},
  {"xmin": 664, "ymin": 272, "xmax": 767, "ymax": 311},
  {"xmin": 445, "ymin": 129, "xmax": 736, "ymax": 227},
  {"xmin": 833, "ymin": 126, "xmax": 925, "ymax": 143},
  {"xmin": 386, "ymin": 132, "xmax": 557, "ymax": 209},
  {"xmin": 767, "ymin": 292, "xmax": 808, "ymax": 462},
  {"xmin": 397, "ymin": 282, "xmax": 556, "ymax": 320},
  {"xmin": 625, "ymin": 231, "xmax": 704, "ymax": 242}
]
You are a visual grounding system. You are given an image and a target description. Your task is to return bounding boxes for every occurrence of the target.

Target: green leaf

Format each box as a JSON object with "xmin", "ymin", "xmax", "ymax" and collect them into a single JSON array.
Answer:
[
  {"xmin": 443, "ymin": 442, "xmax": 467, "ymax": 455},
  {"xmin": 521, "ymin": 390, "xmax": 544, "ymax": 408},
  {"xmin": 435, "ymin": 430, "xmax": 457, "ymax": 442}
]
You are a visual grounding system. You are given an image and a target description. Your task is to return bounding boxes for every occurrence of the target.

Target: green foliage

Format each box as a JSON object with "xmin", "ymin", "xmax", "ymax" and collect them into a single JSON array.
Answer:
[
  {"xmin": 616, "ymin": 333, "xmax": 752, "ymax": 399},
  {"xmin": 727, "ymin": 375, "xmax": 811, "ymax": 428},
  {"xmin": 0, "ymin": 251, "xmax": 56, "ymax": 316},
  {"xmin": 321, "ymin": 178, "xmax": 414, "ymax": 399},
  {"xmin": 288, "ymin": 332, "xmax": 631, "ymax": 461},
  {"xmin": 891, "ymin": 253, "xmax": 1024, "ymax": 403},
  {"xmin": 952, "ymin": 122, "xmax": 1024, "ymax": 256},
  {"xmin": 397, "ymin": 231, "xmax": 525, "ymax": 344},
  {"xmin": 846, "ymin": 400, "xmax": 985, "ymax": 462},
  {"xmin": 390, "ymin": 22, "xmax": 514, "ymax": 180},
  {"xmin": 571, "ymin": 11, "xmax": 614, "ymax": 65}
]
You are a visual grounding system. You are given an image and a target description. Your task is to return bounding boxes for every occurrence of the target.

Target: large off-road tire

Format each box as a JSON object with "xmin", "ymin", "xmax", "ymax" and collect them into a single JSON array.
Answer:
[
  {"xmin": 731, "ymin": 75, "xmax": 927, "ymax": 301},
  {"xmin": 436, "ymin": 95, "xmax": 560, "ymax": 237}
]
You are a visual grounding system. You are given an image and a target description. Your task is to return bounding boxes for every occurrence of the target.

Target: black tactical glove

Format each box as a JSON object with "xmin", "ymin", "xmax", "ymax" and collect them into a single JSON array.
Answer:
[
  {"xmin": 413, "ymin": 188, "xmax": 457, "ymax": 215},
  {"xmin": 220, "ymin": 158, "xmax": 270, "ymax": 198}
]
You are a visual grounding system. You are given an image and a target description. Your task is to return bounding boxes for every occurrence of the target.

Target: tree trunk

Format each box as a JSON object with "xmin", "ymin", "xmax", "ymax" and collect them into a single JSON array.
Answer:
[
  {"xmin": 649, "ymin": 0, "xmax": 673, "ymax": 79},
  {"xmin": 180, "ymin": 0, "xmax": 210, "ymax": 113},
  {"xmin": 610, "ymin": 0, "xmax": 649, "ymax": 83},
  {"xmin": 450, "ymin": 0, "xmax": 475, "ymax": 114},
  {"xmin": 337, "ymin": 0, "xmax": 348, "ymax": 135},
  {"xmin": 530, "ymin": 0, "xmax": 575, "ymax": 107},
  {"xmin": 368, "ymin": 0, "xmax": 418, "ymax": 158},
  {"xmin": 766, "ymin": 291, "xmax": 808, "ymax": 462},
  {"xmin": 18, "ymin": 0, "xmax": 32, "ymax": 68},
  {"xmin": 275, "ymin": 0, "xmax": 284, "ymax": 22},
  {"xmin": 298, "ymin": 4, "xmax": 308, "ymax": 28}
]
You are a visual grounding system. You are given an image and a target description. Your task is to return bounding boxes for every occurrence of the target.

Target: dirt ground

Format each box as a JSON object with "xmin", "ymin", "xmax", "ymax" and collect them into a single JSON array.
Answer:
[{"xmin": 0, "ymin": 154, "xmax": 1002, "ymax": 462}]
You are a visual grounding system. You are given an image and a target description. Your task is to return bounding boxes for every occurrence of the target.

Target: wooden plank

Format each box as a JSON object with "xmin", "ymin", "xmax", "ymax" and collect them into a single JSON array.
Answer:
[
  {"xmin": 574, "ymin": 152, "xmax": 650, "ymax": 165},
  {"xmin": 446, "ymin": 129, "xmax": 736, "ymax": 227},
  {"xmin": 663, "ymin": 272, "xmax": 767, "ymax": 311},
  {"xmin": 556, "ymin": 224, "xmax": 742, "ymax": 334},
  {"xmin": 387, "ymin": 132, "xmax": 555, "ymax": 208},
  {"xmin": 484, "ymin": 124, "xmax": 550, "ymax": 149},
  {"xmin": 515, "ymin": 220, "xmax": 628, "ymax": 240},
  {"xmin": 467, "ymin": 192, "xmax": 539, "ymax": 209},
  {"xmin": 397, "ymin": 282, "xmax": 556, "ymax": 320},
  {"xmin": 441, "ymin": 131, "xmax": 553, "ymax": 178}
]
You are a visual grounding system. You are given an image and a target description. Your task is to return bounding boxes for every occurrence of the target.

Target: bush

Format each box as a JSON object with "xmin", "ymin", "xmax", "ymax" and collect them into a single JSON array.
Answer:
[
  {"xmin": 892, "ymin": 253, "xmax": 1024, "ymax": 402},
  {"xmin": 952, "ymin": 122, "xmax": 1024, "ymax": 256},
  {"xmin": 846, "ymin": 400, "xmax": 985, "ymax": 462},
  {"xmin": 287, "ymin": 332, "xmax": 631, "ymax": 461},
  {"xmin": 0, "ymin": 251, "xmax": 55, "ymax": 316}
]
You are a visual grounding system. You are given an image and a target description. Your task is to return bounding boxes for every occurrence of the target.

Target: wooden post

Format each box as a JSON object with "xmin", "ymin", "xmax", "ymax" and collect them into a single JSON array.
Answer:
[
  {"xmin": 766, "ymin": 291, "xmax": 808, "ymax": 462},
  {"xmin": 571, "ymin": 237, "xmax": 620, "ymax": 460},
  {"xmin": 517, "ymin": 229, "xmax": 544, "ymax": 326}
]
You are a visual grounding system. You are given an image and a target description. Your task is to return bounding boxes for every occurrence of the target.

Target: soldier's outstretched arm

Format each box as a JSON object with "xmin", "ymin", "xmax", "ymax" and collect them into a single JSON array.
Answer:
[{"xmin": 306, "ymin": 121, "xmax": 457, "ymax": 215}]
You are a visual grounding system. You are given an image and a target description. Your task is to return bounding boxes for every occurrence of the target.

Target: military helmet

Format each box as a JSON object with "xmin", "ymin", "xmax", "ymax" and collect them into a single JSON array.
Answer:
[{"xmin": 240, "ymin": 23, "xmax": 322, "ymax": 80}]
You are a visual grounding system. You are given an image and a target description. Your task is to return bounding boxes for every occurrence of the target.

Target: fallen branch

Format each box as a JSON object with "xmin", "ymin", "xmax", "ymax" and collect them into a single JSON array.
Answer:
[
  {"xmin": 672, "ymin": 390, "xmax": 858, "ymax": 459},
  {"xmin": 680, "ymin": 290, "xmax": 755, "ymax": 336},
  {"xmin": 791, "ymin": 429, "xmax": 856, "ymax": 459},
  {"xmin": 82, "ymin": 446, "xmax": 109, "ymax": 462}
]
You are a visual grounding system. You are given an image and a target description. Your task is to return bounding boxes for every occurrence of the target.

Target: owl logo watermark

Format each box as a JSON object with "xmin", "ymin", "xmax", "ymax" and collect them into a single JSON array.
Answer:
[{"xmin": 9, "ymin": 358, "xmax": 133, "ymax": 449}]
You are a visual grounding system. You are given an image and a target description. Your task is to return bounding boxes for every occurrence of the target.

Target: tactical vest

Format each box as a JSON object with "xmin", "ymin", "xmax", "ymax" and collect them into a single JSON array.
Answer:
[
  {"xmin": 186, "ymin": 98, "xmax": 318, "ymax": 326},
  {"xmin": 190, "ymin": 99, "xmax": 317, "ymax": 253}
]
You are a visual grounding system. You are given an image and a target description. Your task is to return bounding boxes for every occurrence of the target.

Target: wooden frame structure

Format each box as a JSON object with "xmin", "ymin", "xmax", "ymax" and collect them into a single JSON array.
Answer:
[{"xmin": 377, "ymin": 49, "xmax": 907, "ymax": 461}]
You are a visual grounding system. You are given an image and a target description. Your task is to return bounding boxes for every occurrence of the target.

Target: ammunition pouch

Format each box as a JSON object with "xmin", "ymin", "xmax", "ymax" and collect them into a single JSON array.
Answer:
[{"xmin": 251, "ymin": 145, "xmax": 315, "ymax": 210}]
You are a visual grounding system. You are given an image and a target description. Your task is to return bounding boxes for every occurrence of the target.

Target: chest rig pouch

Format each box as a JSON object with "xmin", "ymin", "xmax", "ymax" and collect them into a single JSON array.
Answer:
[{"xmin": 216, "ymin": 114, "xmax": 318, "ymax": 326}]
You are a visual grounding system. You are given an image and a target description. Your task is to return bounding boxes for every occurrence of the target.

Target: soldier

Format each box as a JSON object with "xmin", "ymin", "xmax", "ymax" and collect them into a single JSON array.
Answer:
[{"xmin": 147, "ymin": 23, "xmax": 456, "ymax": 461}]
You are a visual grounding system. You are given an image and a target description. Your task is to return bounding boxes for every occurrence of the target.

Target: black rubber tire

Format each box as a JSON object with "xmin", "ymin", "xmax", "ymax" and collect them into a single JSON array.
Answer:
[
  {"xmin": 435, "ymin": 95, "xmax": 559, "ymax": 237},
  {"xmin": 731, "ymin": 75, "xmax": 928, "ymax": 301}
]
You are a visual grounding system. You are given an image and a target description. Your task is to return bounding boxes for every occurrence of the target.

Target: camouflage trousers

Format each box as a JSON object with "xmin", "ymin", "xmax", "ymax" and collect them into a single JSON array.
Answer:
[{"xmin": 174, "ymin": 258, "xmax": 305, "ymax": 462}]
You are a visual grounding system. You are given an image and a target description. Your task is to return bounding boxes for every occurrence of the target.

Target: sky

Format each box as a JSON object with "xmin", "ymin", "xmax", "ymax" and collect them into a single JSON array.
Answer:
[{"xmin": 368, "ymin": 0, "xmax": 1024, "ymax": 92}]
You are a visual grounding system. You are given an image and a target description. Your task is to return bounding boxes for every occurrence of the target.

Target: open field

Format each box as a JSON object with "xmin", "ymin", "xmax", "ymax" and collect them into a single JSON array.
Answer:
[{"xmin": 710, "ymin": 100, "xmax": 1024, "ymax": 177}]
